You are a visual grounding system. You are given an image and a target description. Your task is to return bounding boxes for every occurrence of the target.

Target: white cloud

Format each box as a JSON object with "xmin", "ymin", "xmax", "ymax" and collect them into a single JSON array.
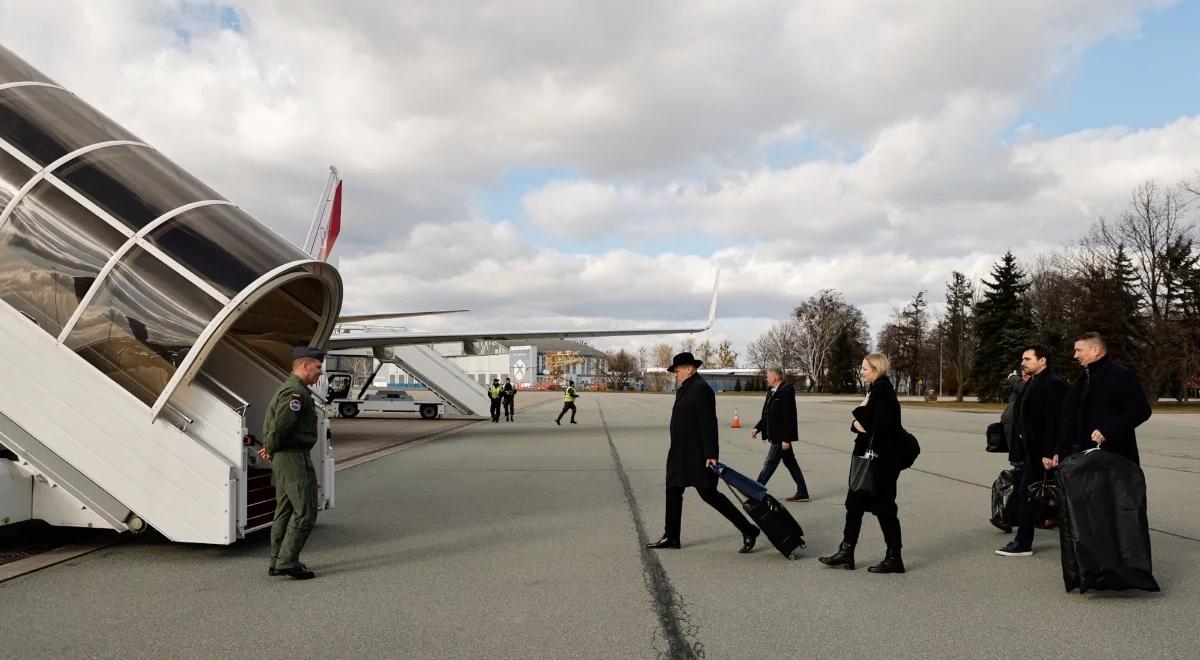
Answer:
[{"xmin": 0, "ymin": 0, "xmax": 1193, "ymax": 359}]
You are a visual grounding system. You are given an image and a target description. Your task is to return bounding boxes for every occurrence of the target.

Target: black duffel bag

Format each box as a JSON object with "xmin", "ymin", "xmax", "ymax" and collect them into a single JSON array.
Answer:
[
  {"xmin": 989, "ymin": 467, "xmax": 1020, "ymax": 532},
  {"xmin": 985, "ymin": 422, "xmax": 1007, "ymax": 453},
  {"xmin": 1027, "ymin": 477, "xmax": 1058, "ymax": 530}
]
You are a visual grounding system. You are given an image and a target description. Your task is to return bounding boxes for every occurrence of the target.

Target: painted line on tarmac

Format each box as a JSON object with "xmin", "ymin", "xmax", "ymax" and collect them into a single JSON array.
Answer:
[
  {"xmin": 0, "ymin": 534, "xmax": 124, "ymax": 584},
  {"xmin": 797, "ymin": 436, "xmax": 1200, "ymax": 545},
  {"xmin": 598, "ymin": 403, "xmax": 703, "ymax": 660}
]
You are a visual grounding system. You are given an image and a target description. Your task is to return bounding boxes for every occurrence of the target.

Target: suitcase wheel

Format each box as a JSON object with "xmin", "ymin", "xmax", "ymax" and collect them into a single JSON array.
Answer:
[{"xmin": 787, "ymin": 553, "xmax": 799, "ymax": 561}]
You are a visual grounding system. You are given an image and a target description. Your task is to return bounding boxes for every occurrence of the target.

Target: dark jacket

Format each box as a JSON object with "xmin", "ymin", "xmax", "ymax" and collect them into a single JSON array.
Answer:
[
  {"xmin": 753, "ymin": 382, "xmax": 798, "ymax": 444},
  {"xmin": 1013, "ymin": 369, "xmax": 1068, "ymax": 462},
  {"xmin": 850, "ymin": 375, "xmax": 903, "ymax": 469},
  {"xmin": 1002, "ymin": 377, "xmax": 1027, "ymax": 464},
  {"xmin": 1056, "ymin": 355, "xmax": 1151, "ymax": 464},
  {"xmin": 666, "ymin": 373, "xmax": 720, "ymax": 489},
  {"xmin": 502, "ymin": 383, "xmax": 516, "ymax": 400}
]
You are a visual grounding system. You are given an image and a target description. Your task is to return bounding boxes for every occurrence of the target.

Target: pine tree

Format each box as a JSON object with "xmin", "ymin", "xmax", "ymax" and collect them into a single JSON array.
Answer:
[
  {"xmin": 971, "ymin": 252, "xmax": 1034, "ymax": 402},
  {"xmin": 942, "ymin": 272, "xmax": 975, "ymax": 401},
  {"xmin": 1074, "ymin": 245, "xmax": 1143, "ymax": 371}
]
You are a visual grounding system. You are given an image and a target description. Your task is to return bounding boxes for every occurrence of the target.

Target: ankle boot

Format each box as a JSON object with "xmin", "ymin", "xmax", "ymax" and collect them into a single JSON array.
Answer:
[
  {"xmin": 818, "ymin": 542, "xmax": 856, "ymax": 569},
  {"xmin": 868, "ymin": 548, "xmax": 906, "ymax": 574}
]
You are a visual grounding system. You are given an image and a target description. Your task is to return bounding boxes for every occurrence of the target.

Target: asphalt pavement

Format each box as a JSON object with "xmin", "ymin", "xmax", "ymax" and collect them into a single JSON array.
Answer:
[{"xmin": 0, "ymin": 391, "xmax": 1196, "ymax": 659}]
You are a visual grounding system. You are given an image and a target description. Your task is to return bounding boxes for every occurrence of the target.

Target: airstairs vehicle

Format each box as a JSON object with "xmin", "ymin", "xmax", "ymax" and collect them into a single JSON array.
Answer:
[{"xmin": 0, "ymin": 44, "xmax": 341, "ymax": 543}]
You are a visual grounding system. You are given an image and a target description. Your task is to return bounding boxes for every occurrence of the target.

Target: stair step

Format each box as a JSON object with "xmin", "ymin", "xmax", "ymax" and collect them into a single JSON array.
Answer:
[
  {"xmin": 247, "ymin": 499, "xmax": 276, "ymax": 518},
  {"xmin": 246, "ymin": 511, "xmax": 275, "ymax": 529}
]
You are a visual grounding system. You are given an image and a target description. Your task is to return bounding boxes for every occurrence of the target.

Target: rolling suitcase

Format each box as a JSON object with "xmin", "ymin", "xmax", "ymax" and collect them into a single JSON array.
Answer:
[
  {"xmin": 711, "ymin": 463, "xmax": 806, "ymax": 560},
  {"xmin": 990, "ymin": 468, "xmax": 1020, "ymax": 532}
]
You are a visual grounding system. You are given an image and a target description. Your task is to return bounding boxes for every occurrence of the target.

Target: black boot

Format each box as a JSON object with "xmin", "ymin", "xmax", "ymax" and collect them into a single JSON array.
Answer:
[
  {"xmin": 818, "ymin": 542, "xmax": 856, "ymax": 569},
  {"xmin": 739, "ymin": 528, "xmax": 759, "ymax": 554},
  {"xmin": 868, "ymin": 548, "xmax": 906, "ymax": 574}
]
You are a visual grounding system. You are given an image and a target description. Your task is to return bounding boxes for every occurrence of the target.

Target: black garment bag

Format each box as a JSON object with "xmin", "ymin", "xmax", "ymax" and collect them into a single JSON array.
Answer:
[{"xmin": 1057, "ymin": 449, "xmax": 1160, "ymax": 593}]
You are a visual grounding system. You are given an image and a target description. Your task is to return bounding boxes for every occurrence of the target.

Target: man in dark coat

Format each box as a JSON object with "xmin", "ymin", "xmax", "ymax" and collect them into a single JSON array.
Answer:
[
  {"xmin": 646, "ymin": 352, "xmax": 760, "ymax": 553},
  {"xmin": 751, "ymin": 368, "xmax": 810, "ymax": 501},
  {"xmin": 996, "ymin": 345, "xmax": 1068, "ymax": 557},
  {"xmin": 1053, "ymin": 332, "xmax": 1151, "ymax": 466}
]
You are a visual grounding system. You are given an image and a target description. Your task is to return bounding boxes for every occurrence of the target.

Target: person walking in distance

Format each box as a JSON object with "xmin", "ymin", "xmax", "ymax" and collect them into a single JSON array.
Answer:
[
  {"xmin": 646, "ymin": 352, "xmax": 760, "ymax": 553},
  {"xmin": 261, "ymin": 346, "xmax": 326, "ymax": 580},
  {"xmin": 488, "ymin": 378, "xmax": 503, "ymax": 423},
  {"xmin": 502, "ymin": 377, "xmax": 517, "ymax": 422},
  {"xmin": 995, "ymin": 345, "xmax": 1067, "ymax": 557},
  {"xmin": 556, "ymin": 381, "xmax": 579, "ymax": 425},
  {"xmin": 819, "ymin": 353, "xmax": 907, "ymax": 574},
  {"xmin": 752, "ymin": 368, "xmax": 810, "ymax": 501}
]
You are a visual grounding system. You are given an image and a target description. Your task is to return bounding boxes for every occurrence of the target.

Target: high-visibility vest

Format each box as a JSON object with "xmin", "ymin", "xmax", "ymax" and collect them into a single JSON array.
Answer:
[
  {"xmin": 489, "ymin": 384, "xmax": 503, "ymax": 399},
  {"xmin": 564, "ymin": 387, "xmax": 577, "ymax": 402}
]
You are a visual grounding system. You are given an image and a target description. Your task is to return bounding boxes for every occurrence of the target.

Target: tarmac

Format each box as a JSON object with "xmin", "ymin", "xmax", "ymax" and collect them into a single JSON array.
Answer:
[{"xmin": 0, "ymin": 391, "xmax": 1196, "ymax": 659}]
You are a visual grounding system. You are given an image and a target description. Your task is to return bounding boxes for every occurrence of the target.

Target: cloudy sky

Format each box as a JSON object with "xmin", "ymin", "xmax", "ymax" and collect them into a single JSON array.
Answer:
[{"xmin": 3, "ymin": 1, "xmax": 1198, "ymax": 361}]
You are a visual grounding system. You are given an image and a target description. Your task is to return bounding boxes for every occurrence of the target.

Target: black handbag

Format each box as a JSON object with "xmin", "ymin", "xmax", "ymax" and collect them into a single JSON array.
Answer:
[
  {"xmin": 985, "ymin": 422, "xmax": 1007, "ymax": 453},
  {"xmin": 848, "ymin": 440, "xmax": 876, "ymax": 496}
]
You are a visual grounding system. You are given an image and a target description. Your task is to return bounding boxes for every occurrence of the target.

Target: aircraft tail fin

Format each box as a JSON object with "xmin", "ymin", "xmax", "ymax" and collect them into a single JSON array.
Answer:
[{"xmin": 303, "ymin": 166, "xmax": 343, "ymax": 261}]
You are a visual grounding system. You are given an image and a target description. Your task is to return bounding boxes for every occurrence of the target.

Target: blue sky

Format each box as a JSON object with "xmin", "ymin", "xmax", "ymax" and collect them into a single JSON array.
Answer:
[{"xmin": 1007, "ymin": 0, "xmax": 1199, "ymax": 138}]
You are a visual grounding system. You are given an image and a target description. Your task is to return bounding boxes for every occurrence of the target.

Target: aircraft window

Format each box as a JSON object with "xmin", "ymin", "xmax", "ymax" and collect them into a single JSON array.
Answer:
[
  {"xmin": 0, "ymin": 180, "xmax": 126, "ymax": 336},
  {"xmin": 148, "ymin": 203, "xmax": 309, "ymax": 297},
  {"xmin": 53, "ymin": 145, "xmax": 223, "ymax": 231},
  {"xmin": 65, "ymin": 247, "xmax": 223, "ymax": 406},
  {"xmin": 0, "ymin": 85, "xmax": 137, "ymax": 167},
  {"xmin": 0, "ymin": 44, "xmax": 55, "ymax": 85}
]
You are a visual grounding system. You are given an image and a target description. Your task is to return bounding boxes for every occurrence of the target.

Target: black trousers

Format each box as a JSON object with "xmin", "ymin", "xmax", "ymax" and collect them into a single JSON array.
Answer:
[
  {"xmin": 663, "ymin": 485, "xmax": 757, "ymax": 542},
  {"xmin": 502, "ymin": 398, "xmax": 515, "ymax": 419},
  {"xmin": 1014, "ymin": 459, "xmax": 1046, "ymax": 548},
  {"xmin": 490, "ymin": 398, "xmax": 501, "ymax": 421},
  {"xmin": 843, "ymin": 467, "xmax": 902, "ymax": 551},
  {"xmin": 556, "ymin": 401, "xmax": 577, "ymax": 422}
]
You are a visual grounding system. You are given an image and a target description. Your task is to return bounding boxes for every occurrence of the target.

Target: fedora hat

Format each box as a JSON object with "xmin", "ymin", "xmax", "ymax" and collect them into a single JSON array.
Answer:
[{"xmin": 667, "ymin": 351, "xmax": 703, "ymax": 372}]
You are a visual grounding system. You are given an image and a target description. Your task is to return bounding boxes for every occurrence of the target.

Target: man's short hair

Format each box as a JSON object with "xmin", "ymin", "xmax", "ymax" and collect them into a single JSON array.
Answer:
[
  {"xmin": 1077, "ymin": 331, "xmax": 1106, "ymax": 350},
  {"xmin": 1022, "ymin": 344, "xmax": 1052, "ymax": 362},
  {"xmin": 766, "ymin": 367, "xmax": 785, "ymax": 379}
]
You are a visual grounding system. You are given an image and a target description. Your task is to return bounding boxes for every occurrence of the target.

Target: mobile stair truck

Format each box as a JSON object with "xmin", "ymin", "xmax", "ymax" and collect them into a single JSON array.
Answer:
[{"xmin": 0, "ymin": 44, "xmax": 342, "ymax": 543}]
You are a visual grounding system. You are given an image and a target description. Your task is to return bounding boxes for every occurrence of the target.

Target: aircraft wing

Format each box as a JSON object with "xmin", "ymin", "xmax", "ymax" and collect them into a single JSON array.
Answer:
[
  {"xmin": 337, "ymin": 310, "xmax": 469, "ymax": 323},
  {"xmin": 326, "ymin": 274, "xmax": 720, "ymax": 350}
]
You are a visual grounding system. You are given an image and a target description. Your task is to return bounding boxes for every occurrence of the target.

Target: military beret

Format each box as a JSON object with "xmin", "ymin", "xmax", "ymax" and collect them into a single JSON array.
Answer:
[{"xmin": 291, "ymin": 346, "xmax": 327, "ymax": 361}]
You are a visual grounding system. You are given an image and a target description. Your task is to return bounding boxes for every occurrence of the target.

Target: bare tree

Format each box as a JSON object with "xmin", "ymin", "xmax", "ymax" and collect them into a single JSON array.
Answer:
[
  {"xmin": 602, "ymin": 349, "xmax": 640, "ymax": 390},
  {"xmin": 695, "ymin": 339, "xmax": 716, "ymax": 365},
  {"xmin": 794, "ymin": 290, "xmax": 856, "ymax": 392},
  {"xmin": 653, "ymin": 343, "xmax": 674, "ymax": 367},
  {"xmin": 747, "ymin": 319, "xmax": 802, "ymax": 372},
  {"xmin": 716, "ymin": 340, "xmax": 738, "ymax": 368}
]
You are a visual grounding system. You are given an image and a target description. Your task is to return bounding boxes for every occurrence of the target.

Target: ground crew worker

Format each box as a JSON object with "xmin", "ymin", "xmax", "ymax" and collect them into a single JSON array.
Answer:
[
  {"xmin": 502, "ymin": 378, "xmax": 517, "ymax": 422},
  {"xmin": 259, "ymin": 346, "xmax": 325, "ymax": 580},
  {"xmin": 489, "ymin": 378, "xmax": 503, "ymax": 423},
  {"xmin": 555, "ymin": 380, "xmax": 579, "ymax": 425}
]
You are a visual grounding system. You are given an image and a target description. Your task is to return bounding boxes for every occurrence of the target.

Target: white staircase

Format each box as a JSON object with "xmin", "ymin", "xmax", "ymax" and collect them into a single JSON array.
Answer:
[
  {"xmin": 374, "ymin": 345, "xmax": 491, "ymax": 417},
  {"xmin": 0, "ymin": 304, "xmax": 238, "ymax": 543}
]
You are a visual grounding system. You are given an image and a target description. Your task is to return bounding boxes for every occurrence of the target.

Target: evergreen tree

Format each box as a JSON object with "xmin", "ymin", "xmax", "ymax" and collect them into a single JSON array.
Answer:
[
  {"xmin": 1073, "ymin": 245, "xmax": 1143, "ymax": 371},
  {"xmin": 971, "ymin": 252, "xmax": 1034, "ymax": 402},
  {"xmin": 942, "ymin": 272, "xmax": 975, "ymax": 401}
]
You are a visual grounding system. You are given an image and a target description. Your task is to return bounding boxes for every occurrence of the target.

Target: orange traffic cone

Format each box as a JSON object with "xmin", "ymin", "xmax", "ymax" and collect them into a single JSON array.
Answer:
[{"xmin": 731, "ymin": 408, "xmax": 741, "ymax": 428}]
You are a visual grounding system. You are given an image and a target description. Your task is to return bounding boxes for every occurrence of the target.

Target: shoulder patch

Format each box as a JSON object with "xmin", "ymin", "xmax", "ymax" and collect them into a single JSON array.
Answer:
[{"xmin": 289, "ymin": 394, "xmax": 302, "ymax": 412}]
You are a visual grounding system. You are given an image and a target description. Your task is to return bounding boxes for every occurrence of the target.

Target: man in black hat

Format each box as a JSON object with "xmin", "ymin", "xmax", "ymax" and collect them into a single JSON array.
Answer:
[
  {"xmin": 259, "ymin": 345, "xmax": 325, "ymax": 580},
  {"xmin": 646, "ymin": 352, "xmax": 760, "ymax": 553}
]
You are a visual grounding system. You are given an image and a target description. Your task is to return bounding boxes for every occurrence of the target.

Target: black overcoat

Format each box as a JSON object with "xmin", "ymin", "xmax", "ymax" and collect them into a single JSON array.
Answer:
[
  {"xmin": 753, "ymin": 382, "xmax": 798, "ymax": 444},
  {"xmin": 666, "ymin": 373, "xmax": 720, "ymax": 489},
  {"xmin": 849, "ymin": 375, "xmax": 903, "ymax": 467},
  {"xmin": 1056, "ymin": 355, "xmax": 1151, "ymax": 464},
  {"xmin": 1014, "ymin": 369, "xmax": 1068, "ymax": 462}
]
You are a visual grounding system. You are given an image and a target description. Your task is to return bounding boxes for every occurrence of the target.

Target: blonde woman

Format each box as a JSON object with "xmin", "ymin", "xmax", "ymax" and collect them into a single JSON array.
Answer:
[{"xmin": 818, "ymin": 353, "xmax": 906, "ymax": 573}]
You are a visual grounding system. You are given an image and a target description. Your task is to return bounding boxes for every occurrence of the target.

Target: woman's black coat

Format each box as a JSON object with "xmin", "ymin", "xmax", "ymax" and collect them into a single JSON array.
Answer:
[
  {"xmin": 666, "ymin": 373, "xmax": 720, "ymax": 489},
  {"xmin": 850, "ymin": 375, "xmax": 904, "ymax": 467}
]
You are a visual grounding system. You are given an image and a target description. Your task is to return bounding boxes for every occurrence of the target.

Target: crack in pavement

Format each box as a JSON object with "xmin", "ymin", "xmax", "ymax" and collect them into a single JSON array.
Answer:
[{"xmin": 598, "ymin": 402, "xmax": 704, "ymax": 659}]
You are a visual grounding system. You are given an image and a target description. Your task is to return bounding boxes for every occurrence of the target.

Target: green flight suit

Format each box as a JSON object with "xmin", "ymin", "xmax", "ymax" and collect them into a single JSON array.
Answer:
[{"xmin": 263, "ymin": 374, "xmax": 320, "ymax": 571}]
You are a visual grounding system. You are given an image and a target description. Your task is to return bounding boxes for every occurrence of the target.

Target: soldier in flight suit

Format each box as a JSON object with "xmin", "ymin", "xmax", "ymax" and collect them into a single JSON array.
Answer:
[
  {"xmin": 260, "ymin": 346, "xmax": 325, "ymax": 580},
  {"xmin": 502, "ymin": 377, "xmax": 517, "ymax": 421}
]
